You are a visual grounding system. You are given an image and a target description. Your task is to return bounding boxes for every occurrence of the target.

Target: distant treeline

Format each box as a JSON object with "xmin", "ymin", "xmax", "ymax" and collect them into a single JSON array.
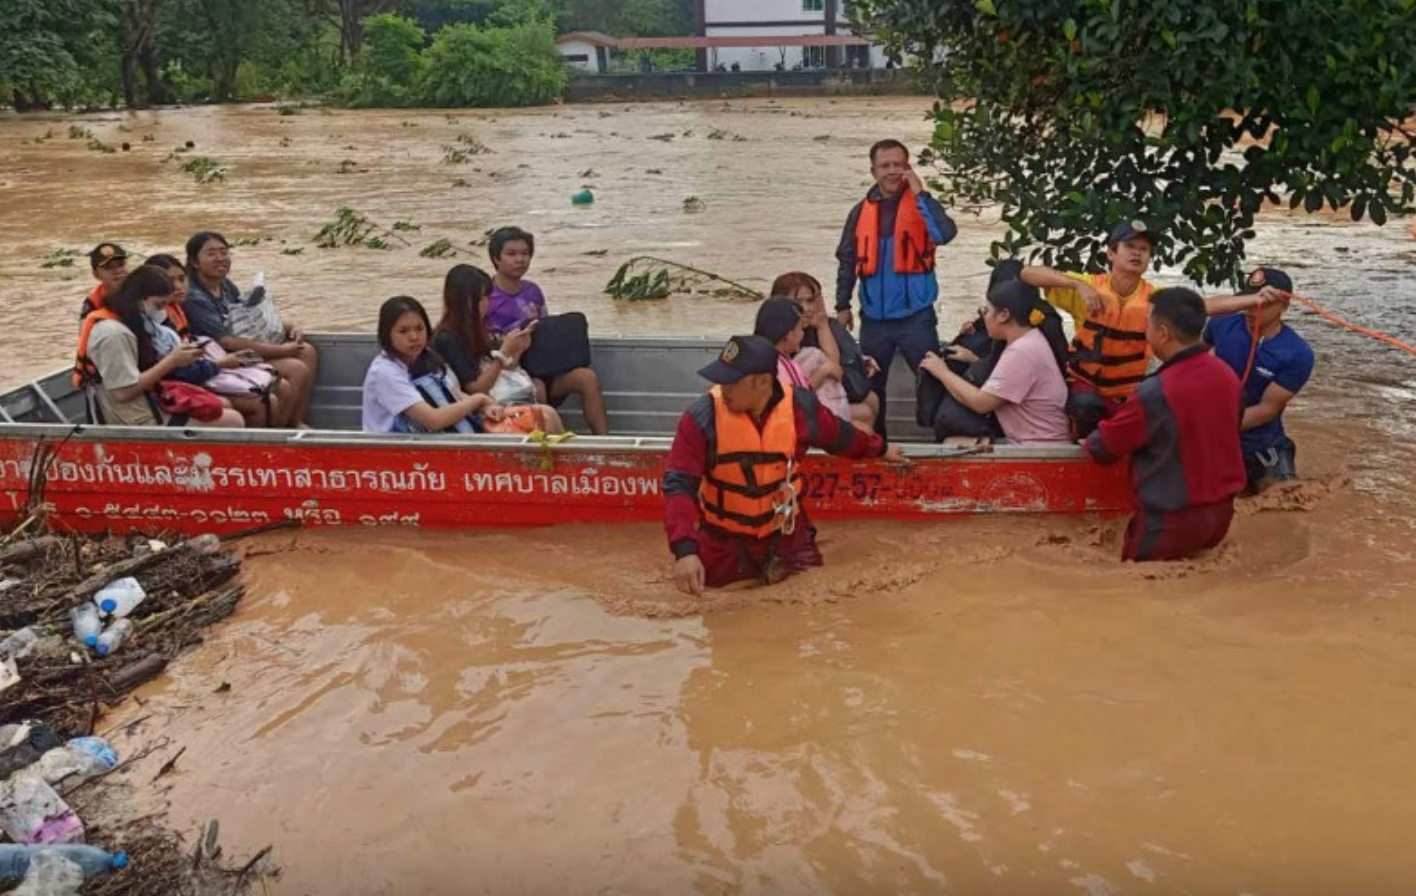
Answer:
[{"xmin": 1, "ymin": 0, "xmax": 693, "ymax": 111}]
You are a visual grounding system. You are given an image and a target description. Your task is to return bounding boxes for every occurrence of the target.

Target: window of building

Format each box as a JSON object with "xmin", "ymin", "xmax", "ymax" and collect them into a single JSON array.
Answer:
[
  {"xmin": 563, "ymin": 54, "xmax": 589, "ymax": 63},
  {"xmin": 803, "ymin": 46, "xmax": 826, "ymax": 68},
  {"xmin": 803, "ymin": 0, "xmax": 824, "ymax": 11}
]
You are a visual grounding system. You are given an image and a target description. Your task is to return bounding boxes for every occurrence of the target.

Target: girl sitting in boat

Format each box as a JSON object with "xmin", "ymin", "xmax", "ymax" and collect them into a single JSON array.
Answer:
[
  {"xmin": 147, "ymin": 253, "xmax": 291, "ymax": 428},
  {"xmin": 362, "ymin": 296, "xmax": 550, "ymax": 436},
  {"xmin": 74, "ymin": 265, "xmax": 244, "ymax": 428},
  {"xmin": 431, "ymin": 264, "xmax": 563, "ymax": 434},
  {"xmin": 769, "ymin": 272, "xmax": 880, "ymax": 432}
]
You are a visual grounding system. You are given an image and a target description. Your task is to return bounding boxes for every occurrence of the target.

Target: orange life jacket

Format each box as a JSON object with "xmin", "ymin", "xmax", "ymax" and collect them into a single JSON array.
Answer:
[
  {"xmin": 166, "ymin": 302, "xmax": 191, "ymax": 338},
  {"xmin": 699, "ymin": 387, "xmax": 802, "ymax": 539},
  {"xmin": 854, "ymin": 188, "xmax": 937, "ymax": 278},
  {"xmin": 73, "ymin": 308, "xmax": 122, "ymax": 389},
  {"xmin": 1067, "ymin": 274, "xmax": 1156, "ymax": 400},
  {"xmin": 79, "ymin": 283, "xmax": 109, "ymax": 320}
]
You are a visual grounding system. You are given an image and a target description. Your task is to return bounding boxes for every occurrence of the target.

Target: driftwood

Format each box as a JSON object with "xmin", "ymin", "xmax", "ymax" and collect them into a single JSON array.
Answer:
[{"xmin": 0, "ymin": 535, "xmax": 65, "ymax": 566}]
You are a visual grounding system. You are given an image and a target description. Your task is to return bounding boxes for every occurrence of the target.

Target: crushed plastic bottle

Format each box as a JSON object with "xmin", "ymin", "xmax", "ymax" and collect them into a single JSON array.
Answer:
[
  {"xmin": 93, "ymin": 619, "xmax": 134, "ymax": 658},
  {"xmin": 0, "ymin": 627, "xmax": 44, "ymax": 661},
  {"xmin": 0, "ymin": 843, "xmax": 129, "ymax": 881},
  {"xmin": 0, "ymin": 774, "xmax": 84, "ymax": 845},
  {"xmin": 93, "ymin": 578, "xmax": 145, "ymax": 618},
  {"xmin": 69, "ymin": 606, "xmax": 101, "ymax": 648},
  {"xmin": 11, "ymin": 850, "xmax": 84, "ymax": 895}
]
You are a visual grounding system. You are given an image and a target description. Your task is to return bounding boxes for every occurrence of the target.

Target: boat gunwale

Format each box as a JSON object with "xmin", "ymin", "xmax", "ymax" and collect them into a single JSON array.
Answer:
[{"xmin": 0, "ymin": 422, "xmax": 1094, "ymax": 462}]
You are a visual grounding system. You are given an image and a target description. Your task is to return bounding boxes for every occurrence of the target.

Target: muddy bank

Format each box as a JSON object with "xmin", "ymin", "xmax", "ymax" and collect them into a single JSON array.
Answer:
[{"xmin": 105, "ymin": 419, "xmax": 1416, "ymax": 895}]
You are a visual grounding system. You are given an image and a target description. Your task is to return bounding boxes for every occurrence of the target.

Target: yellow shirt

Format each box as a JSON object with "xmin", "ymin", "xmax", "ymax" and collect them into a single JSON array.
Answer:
[{"xmin": 1044, "ymin": 272, "xmax": 1154, "ymax": 330}]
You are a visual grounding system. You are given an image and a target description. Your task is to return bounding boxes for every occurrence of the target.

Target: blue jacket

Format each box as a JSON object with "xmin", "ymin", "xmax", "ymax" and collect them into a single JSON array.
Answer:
[{"xmin": 835, "ymin": 187, "xmax": 957, "ymax": 322}]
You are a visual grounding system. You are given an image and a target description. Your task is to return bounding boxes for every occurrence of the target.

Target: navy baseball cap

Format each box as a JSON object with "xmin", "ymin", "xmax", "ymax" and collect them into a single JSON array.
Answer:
[
  {"xmin": 698, "ymin": 335, "xmax": 778, "ymax": 385},
  {"xmin": 89, "ymin": 243, "xmax": 129, "ymax": 268},
  {"xmin": 1108, "ymin": 219, "xmax": 1157, "ymax": 247},
  {"xmin": 1242, "ymin": 267, "xmax": 1293, "ymax": 295}
]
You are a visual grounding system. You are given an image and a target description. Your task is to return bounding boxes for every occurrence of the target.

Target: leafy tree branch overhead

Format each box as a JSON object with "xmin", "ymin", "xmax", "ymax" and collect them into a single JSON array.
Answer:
[{"xmin": 853, "ymin": 0, "xmax": 1416, "ymax": 286}]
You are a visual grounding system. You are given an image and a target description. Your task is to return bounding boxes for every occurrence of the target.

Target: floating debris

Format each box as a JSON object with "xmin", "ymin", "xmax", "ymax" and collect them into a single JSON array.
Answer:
[
  {"xmin": 180, "ymin": 156, "xmax": 226, "ymax": 184},
  {"xmin": 605, "ymin": 256, "xmax": 762, "ymax": 303},
  {"xmin": 39, "ymin": 249, "xmax": 81, "ymax": 270},
  {"xmin": 419, "ymin": 239, "xmax": 456, "ymax": 259}
]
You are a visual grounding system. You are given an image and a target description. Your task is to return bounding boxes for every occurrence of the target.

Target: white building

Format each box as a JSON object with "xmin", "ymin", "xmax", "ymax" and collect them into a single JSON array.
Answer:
[
  {"xmin": 555, "ymin": 32, "xmax": 616, "ymax": 75},
  {"xmin": 697, "ymin": 0, "xmax": 887, "ymax": 72}
]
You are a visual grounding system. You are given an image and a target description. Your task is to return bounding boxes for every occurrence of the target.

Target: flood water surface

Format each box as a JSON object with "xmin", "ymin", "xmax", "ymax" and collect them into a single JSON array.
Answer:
[{"xmin": 2, "ymin": 98, "xmax": 1415, "ymax": 894}]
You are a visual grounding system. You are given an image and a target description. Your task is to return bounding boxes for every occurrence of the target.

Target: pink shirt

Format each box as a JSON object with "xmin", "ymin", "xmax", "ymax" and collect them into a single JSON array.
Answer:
[
  {"xmin": 792, "ymin": 347, "xmax": 851, "ymax": 420},
  {"xmin": 777, "ymin": 354, "xmax": 810, "ymax": 389},
  {"xmin": 981, "ymin": 329, "xmax": 1071, "ymax": 443}
]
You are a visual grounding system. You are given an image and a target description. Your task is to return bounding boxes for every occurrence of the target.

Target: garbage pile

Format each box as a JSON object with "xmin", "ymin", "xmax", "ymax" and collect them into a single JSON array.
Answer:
[{"xmin": 1, "ymin": 530, "xmax": 271, "ymax": 894}]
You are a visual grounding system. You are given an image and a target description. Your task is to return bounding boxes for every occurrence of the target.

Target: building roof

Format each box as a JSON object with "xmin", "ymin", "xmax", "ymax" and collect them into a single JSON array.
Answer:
[
  {"xmin": 555, "ymin": 31, "xmax": 620, "ymax": 48},
  {"xmin": 616, "ymin": 34, "xmax": 872, "ymax": 50}
]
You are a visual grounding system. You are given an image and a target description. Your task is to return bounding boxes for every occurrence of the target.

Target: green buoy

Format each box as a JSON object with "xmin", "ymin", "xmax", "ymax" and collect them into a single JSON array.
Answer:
[{"xmin": 572, "ymin": 188, "xmax": 595, "ymax": 206}]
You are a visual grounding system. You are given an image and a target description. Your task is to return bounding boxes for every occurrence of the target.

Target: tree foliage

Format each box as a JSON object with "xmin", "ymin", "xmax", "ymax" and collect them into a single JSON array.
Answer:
[
  {"xmin": 418, "ymin": 15, "xmax": 567, "ymax": 107},
  {"xmin": 0, "ymin": 0, "xmax": 115, "ymax": 110},
  {"xmin": 2, "ymin": 0, "xmax": 681, "ymax": 110},
  {"xmin": 855, "ymin": 0, "xmax": 1416, "ymax": 285}
]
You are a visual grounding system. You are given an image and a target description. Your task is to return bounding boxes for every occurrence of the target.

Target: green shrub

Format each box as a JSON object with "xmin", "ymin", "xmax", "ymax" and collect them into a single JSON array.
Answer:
[{"xmin": 417, "ymin": 17, "xmax": 567, "ymax": 108}]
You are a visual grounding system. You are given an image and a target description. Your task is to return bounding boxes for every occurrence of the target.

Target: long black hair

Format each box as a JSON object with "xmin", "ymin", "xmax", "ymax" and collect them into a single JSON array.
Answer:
[
  {"xmin": 377, "ymin": 296, "xmax": 444, "ymax": 376},
  {"xmin": 435, "ymin": 264, "xmax": 495, "ymax": 362},
  {"xmin": 108, "ymin": 265, "xmax": 175, "ymax": 372}
]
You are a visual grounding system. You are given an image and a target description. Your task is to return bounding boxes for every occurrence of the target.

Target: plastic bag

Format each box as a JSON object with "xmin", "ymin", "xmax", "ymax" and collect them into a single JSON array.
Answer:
[
  {"xmin": 489, "ymin": 367, "xmax": 537, "ymax": 406},
  {"xmin": 228, "ymin": 273, "xmax": 286, "ymax": 344}
]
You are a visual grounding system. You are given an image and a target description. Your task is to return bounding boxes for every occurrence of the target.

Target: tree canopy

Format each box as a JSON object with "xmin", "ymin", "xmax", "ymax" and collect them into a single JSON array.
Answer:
[
  {"xmin": 0, "ymin": 0, "xmax": 691, "ymax": 111},
  {"xmin": 854, "ymin": 0, "xmax": 1416, "ymax": 285}
]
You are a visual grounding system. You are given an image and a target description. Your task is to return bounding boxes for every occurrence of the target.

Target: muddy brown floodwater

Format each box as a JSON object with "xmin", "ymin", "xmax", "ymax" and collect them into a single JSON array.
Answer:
[{"xmin": 2, "ymin": 97, "xmax": 1415, "ymax": 894}]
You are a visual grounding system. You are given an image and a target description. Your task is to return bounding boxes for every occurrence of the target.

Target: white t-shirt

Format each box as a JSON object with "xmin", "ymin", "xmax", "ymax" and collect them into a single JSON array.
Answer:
[{"xmin": 981, "ymin": 328, "xmax": 1070, "ymax": 443}]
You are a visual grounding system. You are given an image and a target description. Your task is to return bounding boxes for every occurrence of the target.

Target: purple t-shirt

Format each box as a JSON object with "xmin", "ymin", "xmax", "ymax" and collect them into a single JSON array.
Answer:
[
  {"xmin": 487, "ymin": 279, "xmax": 547, "ymax": 335},
  {"xmin": 981, "ymin": 328, "xmax": 1071, "ymax": 444}
]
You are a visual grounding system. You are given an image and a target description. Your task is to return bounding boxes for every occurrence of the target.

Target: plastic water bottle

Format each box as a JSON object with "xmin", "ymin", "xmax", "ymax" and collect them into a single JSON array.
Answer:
[
  {"xmin": 93, "ymin": 620, "xmax": 134, "ymax": 658},
  {"xmin": 93, "ymin": 578, "xmax": 145, "ymax": 618},
  {"xmin": 69, "ymin": 606, "xmax": 101, "ymax": 648},
  {"xmin": 0, "ymin": 628, "xmax": 44, "ymax": 661},
  {"xmin": 0, "ymin": 844, "xmax": 129, "ymax": 880},
  {"xmin": 12, "ymin": 850, "xmax": 83, "ymax": 894}
]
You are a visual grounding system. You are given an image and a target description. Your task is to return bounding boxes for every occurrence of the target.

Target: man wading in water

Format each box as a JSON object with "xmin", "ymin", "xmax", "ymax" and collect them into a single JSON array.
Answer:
[{"xmin": 664, "ymin": 335, "xmax": 906, "ymax": 595}]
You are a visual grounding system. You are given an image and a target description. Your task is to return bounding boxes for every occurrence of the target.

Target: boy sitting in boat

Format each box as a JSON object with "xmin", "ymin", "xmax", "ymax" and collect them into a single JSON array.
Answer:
[
  {"xmin": 663, "ymin": 335, "xmax": 906, "ymax": 595},
  {"xmin": 487, "ymin": 226, "xmax": 610, "ymax": 435}
]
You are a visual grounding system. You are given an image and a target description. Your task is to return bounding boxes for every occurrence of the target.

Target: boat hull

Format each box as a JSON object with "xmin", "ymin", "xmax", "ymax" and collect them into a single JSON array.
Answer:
[{"xmin": 0, "ymin": 428, "xmax": 1130, "ymax": 535}]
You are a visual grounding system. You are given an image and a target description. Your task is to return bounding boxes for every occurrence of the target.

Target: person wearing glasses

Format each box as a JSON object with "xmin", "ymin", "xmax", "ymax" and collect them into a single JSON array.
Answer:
[{"xmin": 1019, "ymin": 220, "xmax": 1160, "ymax": 436}]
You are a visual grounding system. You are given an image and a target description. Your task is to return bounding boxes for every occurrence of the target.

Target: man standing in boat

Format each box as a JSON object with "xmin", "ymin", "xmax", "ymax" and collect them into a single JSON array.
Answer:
[
  {"xmin": 835, "ymin": 139, "xmax": 959, "ymax": 433},
  {"xmin": 664, "ymin": 335, "xmax": 907, "ymax": 595},
  {"xmin": 1019, "ymin": 220, "xmax": 1159, "ymax": 436}
]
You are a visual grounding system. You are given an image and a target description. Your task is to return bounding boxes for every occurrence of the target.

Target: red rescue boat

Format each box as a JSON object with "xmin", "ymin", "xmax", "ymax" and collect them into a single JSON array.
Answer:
[{"xmin": 0, "ymin": 336, "xmax": 1129, "ymax": 535}]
